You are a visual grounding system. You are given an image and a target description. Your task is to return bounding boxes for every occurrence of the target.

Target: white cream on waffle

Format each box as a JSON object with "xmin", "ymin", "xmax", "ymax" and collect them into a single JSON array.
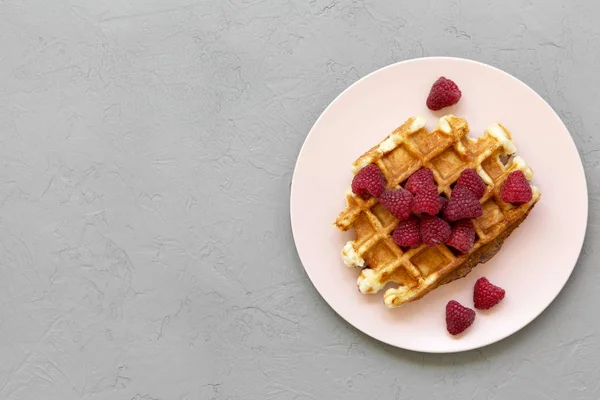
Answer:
[
  {"xmin": 486, "ymin": 123, "xmax": 517, "ymax": 154},
  {"xmin": 357, "ymin": 268, "xmax": 384, "ymax": 293},
  {"xmin": 352, "ymin": 116, "xmax": 427, "ymax": 174},
  {"xmin": 342, "ymin": 241, "xmax": 365, "ymax": 267}
]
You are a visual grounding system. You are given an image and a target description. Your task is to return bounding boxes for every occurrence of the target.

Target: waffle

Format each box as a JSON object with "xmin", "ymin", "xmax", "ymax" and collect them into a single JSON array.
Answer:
[{"xmin": 335, "ymin": 115, "xmax": 540, "ymax": 308}]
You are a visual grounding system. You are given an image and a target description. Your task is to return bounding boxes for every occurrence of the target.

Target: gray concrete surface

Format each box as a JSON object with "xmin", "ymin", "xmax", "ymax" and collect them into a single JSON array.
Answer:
[{"xmin": 0, "ymin": 0, "xmax": 598, "ymax": 399}]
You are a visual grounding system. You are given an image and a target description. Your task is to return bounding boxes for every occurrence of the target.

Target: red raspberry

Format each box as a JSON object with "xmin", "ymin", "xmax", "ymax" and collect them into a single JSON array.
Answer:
[
  {"xmin": 500, "ymin": 170, "xmax": 532, "ymax": 204},
  {"xmin": 380, "ymin": 189, "xmax": 413, "ymax": 220},
  {"xmin": 405, "ymin": 168, "xmax": 435, "ymax": 194},
  {"xmin": 456, "ymin": 168, "xmax": 486, "ymax": 199},
  {"xmin": 426, "ymin": 77, "xmax": 462, "ymax": 111},
  {"xmin": 392, "ymin": 216, "xmax": 421, "ymax": 248},
  {"xmin": 473, "ymin": 277, "xmax": 506, "ymax": 310},
  {"xmin": 351, "ymin": 164, "xmax": 386, "ymax": 198},
  {"xmin": 420, "ymin": 215, "xmax": 451, "ymax": 246},
  {"xmin": 412, "ymin": 185, "xmax": 442, "ymax": 215},
  {"xmin": 439, "ymin": 196, "xmax": 449, "ymax": 215},
  {"xmin": 446, "ymin": 220, "xmax": 476, "ymax": 253},
  {"xmin": 446, "ymin": 300, "xmax": 476, "ymax": 335},
  {"xmin": 444, "ymin": 186, "xmax": 483, "ymax": 221}
]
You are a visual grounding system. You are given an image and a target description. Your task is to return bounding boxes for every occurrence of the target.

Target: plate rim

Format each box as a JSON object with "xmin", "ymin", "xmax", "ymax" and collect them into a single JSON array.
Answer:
[{"xmin": 290, "ymin": 56, "xmax": 589, "ymax": 353}]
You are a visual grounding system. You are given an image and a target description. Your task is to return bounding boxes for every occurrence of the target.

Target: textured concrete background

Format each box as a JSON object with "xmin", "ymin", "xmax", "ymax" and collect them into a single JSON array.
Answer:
[{"xmin": 0, "ymin": 0, "xmax": 598, "ymax": 399}]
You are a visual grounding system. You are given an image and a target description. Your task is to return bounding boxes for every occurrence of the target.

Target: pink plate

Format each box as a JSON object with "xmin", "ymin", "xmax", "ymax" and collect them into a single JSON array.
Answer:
[{"xmin": 290, "ymin": 57, "xmax": 588, "ymax": 353}]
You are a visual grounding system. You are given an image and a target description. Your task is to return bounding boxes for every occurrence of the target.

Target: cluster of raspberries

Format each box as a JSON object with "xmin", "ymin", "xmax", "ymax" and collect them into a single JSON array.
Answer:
[
  {"xmin": 446, "ymin": 277, "xmax": 507, "ymax": 336},
  {"xmin": 352, "ymin": 164, "xmax": 532, "ymax": 253}
]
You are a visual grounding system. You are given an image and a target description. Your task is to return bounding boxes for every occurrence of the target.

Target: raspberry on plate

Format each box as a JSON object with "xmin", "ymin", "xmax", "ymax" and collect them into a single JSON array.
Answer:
[
  {"xmin": 446, "ymin": 300, "xmax": 476, "ymax": 336},
  {"xmin": 380, "ymin": 188, "xmax": 413, "ymax": 220},
  {"xmin": 456, "ymin": 168, "xmax": 486, "ymax": 199},
  {"xmin": 412, "ymin": 185, "xmax": 442, "ymax": 215},
  {"xmin": 392, "ymin": 215, "xmax": 421, "ymax": 248},
  {"xmin": 446, "ymin": 220, "xmax": 476, "ymax": 253},
  {"xmin": 351, "ymin": 164, "xmax": 386, "ymax": 198},
  {"xmin": 426, "ymin": 77, "xmax": 462, "ymax": 111},
  {"xmin": 420, "ymin": 215, "xmax": 451, "ymax": 246},
  {"xmin": 405, "ymin": 168, "xmax": 435, "ymax": 194},
  {"xmin": 473, "ymin": 277, "xmax": 506, "ymax": 310},
  {"xmin": 444, "ymin": 186, "xmax": 483, "ymax": 221},
  {"xmin": 500, "ymin": 170, "xmax": 532, "ymax": 204}
]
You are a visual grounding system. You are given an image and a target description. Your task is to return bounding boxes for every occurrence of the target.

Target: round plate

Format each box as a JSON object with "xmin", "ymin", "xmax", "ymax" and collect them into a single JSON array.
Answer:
[{"xmin": 290, "ymin": 57, "xmax": 588, "ymax": 353}]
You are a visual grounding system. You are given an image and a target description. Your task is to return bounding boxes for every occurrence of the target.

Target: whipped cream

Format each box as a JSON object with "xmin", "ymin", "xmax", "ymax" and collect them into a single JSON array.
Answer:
[
  {"xmin": 357, "ymin": 268, "xmax": 383, "ymax": 293},
  {"xmin": 409, "ymin": 116, "xmax": 427, "ymax": 133},
  {"xmin": 377, "ymin": 116, "xmax": 426, "ymax": 153},
  {"xmin": 351, "ymin": 158, "xmax": 371, "ymax": 174},
  {"xmin": 531, "ymin": 186, "xmax": 541, "ymax": 201},
  {"xmin": 378, "ymin": 135, "xmax": 400, "ymax": 153},
  {"xmin": 477, "ymin": 166, "xmax": 493, "ymax": 185},
  {"xmin": 436, "ymin": 116, "xmax": 452, "ymax": 134},
  {"xmin": 341, "ymin": 241, "xmax": 365, "ymax": 267},
  {"xmin": 510, "ymin": 156, "xmax": 534, "ymax": 180},
  {"xmin": 486, "ymin": 123, "xmax": 516, "ymax": 154},
  {"xmin": 383, "ymin": 287, "xmax": 408, "ymax": 307}
]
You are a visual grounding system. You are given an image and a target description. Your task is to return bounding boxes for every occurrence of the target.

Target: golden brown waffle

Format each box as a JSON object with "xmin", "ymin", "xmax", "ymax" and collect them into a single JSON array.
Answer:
[{"xmin": 335, "ymin": 115, "xmax": 540, "ymax": 308}]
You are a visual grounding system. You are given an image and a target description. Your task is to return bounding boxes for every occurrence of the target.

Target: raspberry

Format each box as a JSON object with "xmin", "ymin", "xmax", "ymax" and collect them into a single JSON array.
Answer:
[
  {"xmin": 500, "ymin": 170, "xmax": 532, "ymax": 204},
  {"xmin": 351, "ymin": 164, "xmax": 386, "ymax": 198},
  {"xmin": 420, "ymin": 215, "xmax": 451, "ymax": 246},
  {"xmin": 392, "ymin": 216, "xmax": 421, "ymax": 248},
  {"xmin": 473, "ymin": 277, "xmax": 506, "ymax": 310},
  {"xmin": 412, "ymin": 185, "xmax": 442, "ymax": 215},
  {"xmin": 426, "ymin": 77, "xmax": 462, "ymax": 111},
  {"xmin": 405, "ymin": 168, "xmax": 435, "ymax": 194},
  {"xmin": 446, "ymin": 220, "xmax": 476, "ymax": 253},
  {"xmin": 444, "ymin": 186, "xmax": 483, "ymax": 221},
  {"xmin": 439, "ymin": 196, "xmax": 449, "ymax": 215},
  {"xmin": 380, "ymin": 189, "xmax": 413, "ymax": 220},
  {"xmin": 456, "ymin": 168, "xmax": 486, "ymax": 199},
  {"xmin": 446, "ymin": 300, "xmax": 476, "ymax": 335}
]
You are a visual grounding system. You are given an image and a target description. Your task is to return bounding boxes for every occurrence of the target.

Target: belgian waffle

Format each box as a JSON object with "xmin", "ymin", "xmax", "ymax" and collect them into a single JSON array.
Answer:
[{"xmin": 335, "ymin": 115, "xmax": 540, "ymax": 308}]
